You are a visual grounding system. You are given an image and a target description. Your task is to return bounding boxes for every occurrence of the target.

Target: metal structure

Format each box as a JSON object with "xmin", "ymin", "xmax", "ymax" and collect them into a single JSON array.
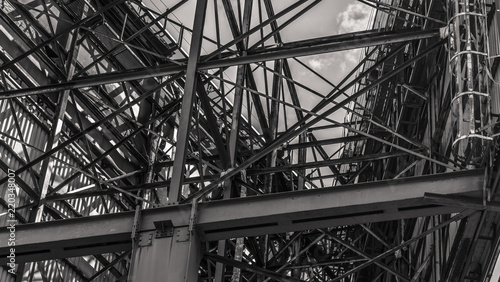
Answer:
[{"xmin": 0, "ymin": 0, "xmax": 500, "ymax": 281}]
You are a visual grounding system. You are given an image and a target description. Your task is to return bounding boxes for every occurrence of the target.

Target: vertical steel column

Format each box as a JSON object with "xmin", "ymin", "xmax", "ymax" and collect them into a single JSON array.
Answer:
[
  {"xmin": 448, "ymin": 0, "xmax": 492, "ymax": 166},
  {"xmin": 225, "ymin": 0, "xmax": 253, "ymax": 166},
  {"xmin": 265, "ymin": 58, "xmax": 282, "ymax": 193},
  {"xmin": 217, "ymin": 1, "xmax": 253, "ymax": 281},
  {"xmin": 297, "ymin": 132, "xmax": 307, "ymax": 190},
  {"xmin": 129, "ymin": 227, "xmax": 201, "ymax": 281},
  {"xmin": 169, "ymin": 0, "xmax": 208, "ymax": 203}
]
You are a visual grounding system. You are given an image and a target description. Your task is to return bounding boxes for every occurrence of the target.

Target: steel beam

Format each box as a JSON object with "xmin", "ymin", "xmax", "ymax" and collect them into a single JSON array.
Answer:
[
  {"xmin": 224, "ymin": 0, "xmax": 252, "ymax": 165},
  {"xmin": 321, "ymin": 229, "xmax": 411, "ymax": 282},
  {"xmin": 0, "ymin": 28, "xmax": 441, "ymax": 98},
  {"xmin": 196, "ymin": 75, "xmax": 230, "ymax": 167},
  {"xmin": 128, "ymin": 227, "xmax": 201, "ymax": 282},
  {"xmin": 168, "ymin": 0, "xmax": 208, "ymax": 203},
  {"xmin": 0, "ymin": 169, "xmax": 484, "ymax": 264},
  {"xmin": 205, "ymin": 253, "xmax": 302, "ymax": 282},
  {"xmin": 246, "ymin": 150, "xmax": 409, "ymax": 175}
]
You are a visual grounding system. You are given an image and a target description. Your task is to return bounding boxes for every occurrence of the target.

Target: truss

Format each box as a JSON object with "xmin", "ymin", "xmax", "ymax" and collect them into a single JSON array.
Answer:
[{"xmin": 1, "ymin": 0, "xmax": 500, "ymax": 281}]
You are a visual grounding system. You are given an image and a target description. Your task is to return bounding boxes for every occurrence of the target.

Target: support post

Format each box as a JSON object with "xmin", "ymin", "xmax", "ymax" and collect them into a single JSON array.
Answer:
[
  {"xmin": 169, "ymin": 0, "xmax": 208, "ymax": 203},
  {"xmin": 129, "ymin": 226, "xmax": 201, "ymax": 281}
]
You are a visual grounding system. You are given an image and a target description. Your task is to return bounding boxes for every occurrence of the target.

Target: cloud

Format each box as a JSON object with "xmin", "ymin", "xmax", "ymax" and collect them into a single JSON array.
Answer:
[
  {"xmin": 337, "ymin": 3, "xmax": 371, "ymax": 34},
  {"xmin": 345, "ymin": 49, "xmax": 361, "ymax": 64},
  {"xmin": 306, "ymin": 53, "xmax": 342, "ymax": 72},
  {"xmin": 306, "ymin": 51, "xmax": 361, "ymax": 74},
  {"xmin": 309, "ymin": 58, "xmax": 325, "ymax": 70}
]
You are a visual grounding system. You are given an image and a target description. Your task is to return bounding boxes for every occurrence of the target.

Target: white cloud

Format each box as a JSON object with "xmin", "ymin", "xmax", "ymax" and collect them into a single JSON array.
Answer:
[
  {"xmin": 345, "ymin": 49, "xmax": 362, "ymax": 64},
  {"xmin": 305, "ymin": 49, "xmax": 363, "ymax": 74},
  {"xmin": 306, "ymin": 53, "xmax": 340, "ymax": 72},
  {"xmin": 309, "ymin": 58, "xmax": 324, "ymax": 70},
  {"xmin": 337, "ymin": 3, "xmax": 371, "ymax": 34}
]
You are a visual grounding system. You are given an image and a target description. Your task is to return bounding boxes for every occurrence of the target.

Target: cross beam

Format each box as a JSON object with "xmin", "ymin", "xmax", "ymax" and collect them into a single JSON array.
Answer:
[
  {"xmin": 0, "ymin": 28, "xmax": 440, "ymax": 98},
  {"xmin": 0, "ymin": 169, "xmax": 484, "ymax": 264}
]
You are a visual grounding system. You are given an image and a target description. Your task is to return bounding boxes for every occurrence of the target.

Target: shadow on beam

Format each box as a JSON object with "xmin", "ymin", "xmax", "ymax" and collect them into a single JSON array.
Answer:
[{"xmin": 0, "ymin": 169, "xmax": 484, "ymax": 264}]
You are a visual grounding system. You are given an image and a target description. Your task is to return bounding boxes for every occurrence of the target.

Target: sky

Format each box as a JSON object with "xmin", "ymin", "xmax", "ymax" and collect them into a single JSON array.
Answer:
[
  {"xmin": 140, "ymin": 0, "xmax": 376, "ymax": 183},
  {"xmin": 142, "ymin": 0, "xmax": 374, "ymax": 114},
  {"xmin": 140, "ymin": 0, "xmax": 375, "ymax": 184}
]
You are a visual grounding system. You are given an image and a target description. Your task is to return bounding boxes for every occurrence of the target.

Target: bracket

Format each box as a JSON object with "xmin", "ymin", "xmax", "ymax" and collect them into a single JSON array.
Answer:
[
  {"xmin": 138, "ymin": 232, "xmax": 153, "ymax": 247},
  {"xmin": 176, "ymin": 227, "xmax": 190, "ymax": 242},
  {"xmin": 154, "ymin": 220, "xmax": 174, "ymax": 238}
]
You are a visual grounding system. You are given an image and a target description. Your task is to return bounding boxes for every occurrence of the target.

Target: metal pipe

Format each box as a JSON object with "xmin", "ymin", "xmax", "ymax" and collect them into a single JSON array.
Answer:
[{"xmin": 448, "ymin": 0, "xmax": 492, "ymax": 166}]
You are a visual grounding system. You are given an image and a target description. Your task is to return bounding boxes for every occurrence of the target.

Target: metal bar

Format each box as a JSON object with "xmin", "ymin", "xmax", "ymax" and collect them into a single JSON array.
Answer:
[
  {"xmin": 245, "ymin": 67, "xmax": 270, "ymax": 140},
  {"xmin": 168, "ymin": 0, "xmax": 208, "ymax": 204},
  {"xmin": 265, "ymin": 57, "xmax": 282, "ymax": 192},
  {"xmin": 45, "ymin": 99, "xmax": 179, "ymax": 196},
  {"xmin": 7, "ymin": 99, "xmax": 40, "ymax": 198},
  {"xmin": 203, "ymin": 0, "xmax": 308, "ymax": 61},
  {"xmin": 400, "ymin": 83, "xmax": 428, "ymax": 100},
  {"xmin": 361, "ymin": 0, "xmax": 446, "ymax": 25},
  {"xmin": 211, "ymin": 8, "xmax": 227, "ymax": 282},
  {"xmin": 198, "ymin": 62, "xmax": 457, "ymax": 177},
  {"xmin": 246, "ymin": 151, "xmax": 409, "ymax": 176},
  {"xmin": 0, "ymin": 74, "xmax": 182, "ymax": 188},
  {"xmin": 195, "ymin": 75, "xmax": 230, "ymax": 167},
  {"xmin": 73, "ymin": 0, "xmax": 188, "ymax": 77},
  {"xmin": 223, "ymin": 0, "xmax": 249, "ymax": 166},
  {"xmin": 409, "ymin": 248, "xmax": 433, "ymax": 282},
  {"xmin": 184, "ymin": 38, "xmax": 447, "ymax": 202},
  {"xmin": 86, "ymin": 251, "xmax": 130, "ymax": 281},
  {"xmin": 424, "ymin": 193, "xmax": 500, "ymax": 212},
  {"xmin": 204, "ymin": 253, "xmax": 302, "ymax": 282},
  {"xmin": 248, "ymin": 0, "xmax": 322, "ymax": 50},
  {"xmin": 321, "ymin": 229, "xmax": 411, "ymax": 282},
  {"xmin": 0, "ymin": 169, "xmax": 484, "ymax": 264},
  {"xmin": 284, "ymin": 134, "xmax": 387, "ymax": 151},
  {"xmin": 92, "ymin": 254, "xmax": 124, "ymax": 280},
  {"xmin": 68, "ymin": 91, "xmax": 107, "ymax": 200},
  {"xmin": 330, "ymin": 210, "xmax": 476, "ymax": 282},
  {"xmin": 32, "ymin": 26, "xmax": 81, "ymax": 222},
  {"xmin": 265, "ymin": 234, "xmax": 327, "ymax": 280},
  {"xmin": 0, "ymin": 28, "xmax": 441, "ymax": 98},
  {"xmin": 0, "ymin": 0, "xmax": 126, "ymax": 73}
]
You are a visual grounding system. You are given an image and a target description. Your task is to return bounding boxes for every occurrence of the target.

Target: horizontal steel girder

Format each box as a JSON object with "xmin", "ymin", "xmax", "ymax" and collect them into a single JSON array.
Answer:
[
  {"xmin": 0, "ymin": 28, "xmax": 440, "ymax": 97},
  {"xmin": 0, "ymin": 169, "xmax": 483, "ymax": 264}
]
